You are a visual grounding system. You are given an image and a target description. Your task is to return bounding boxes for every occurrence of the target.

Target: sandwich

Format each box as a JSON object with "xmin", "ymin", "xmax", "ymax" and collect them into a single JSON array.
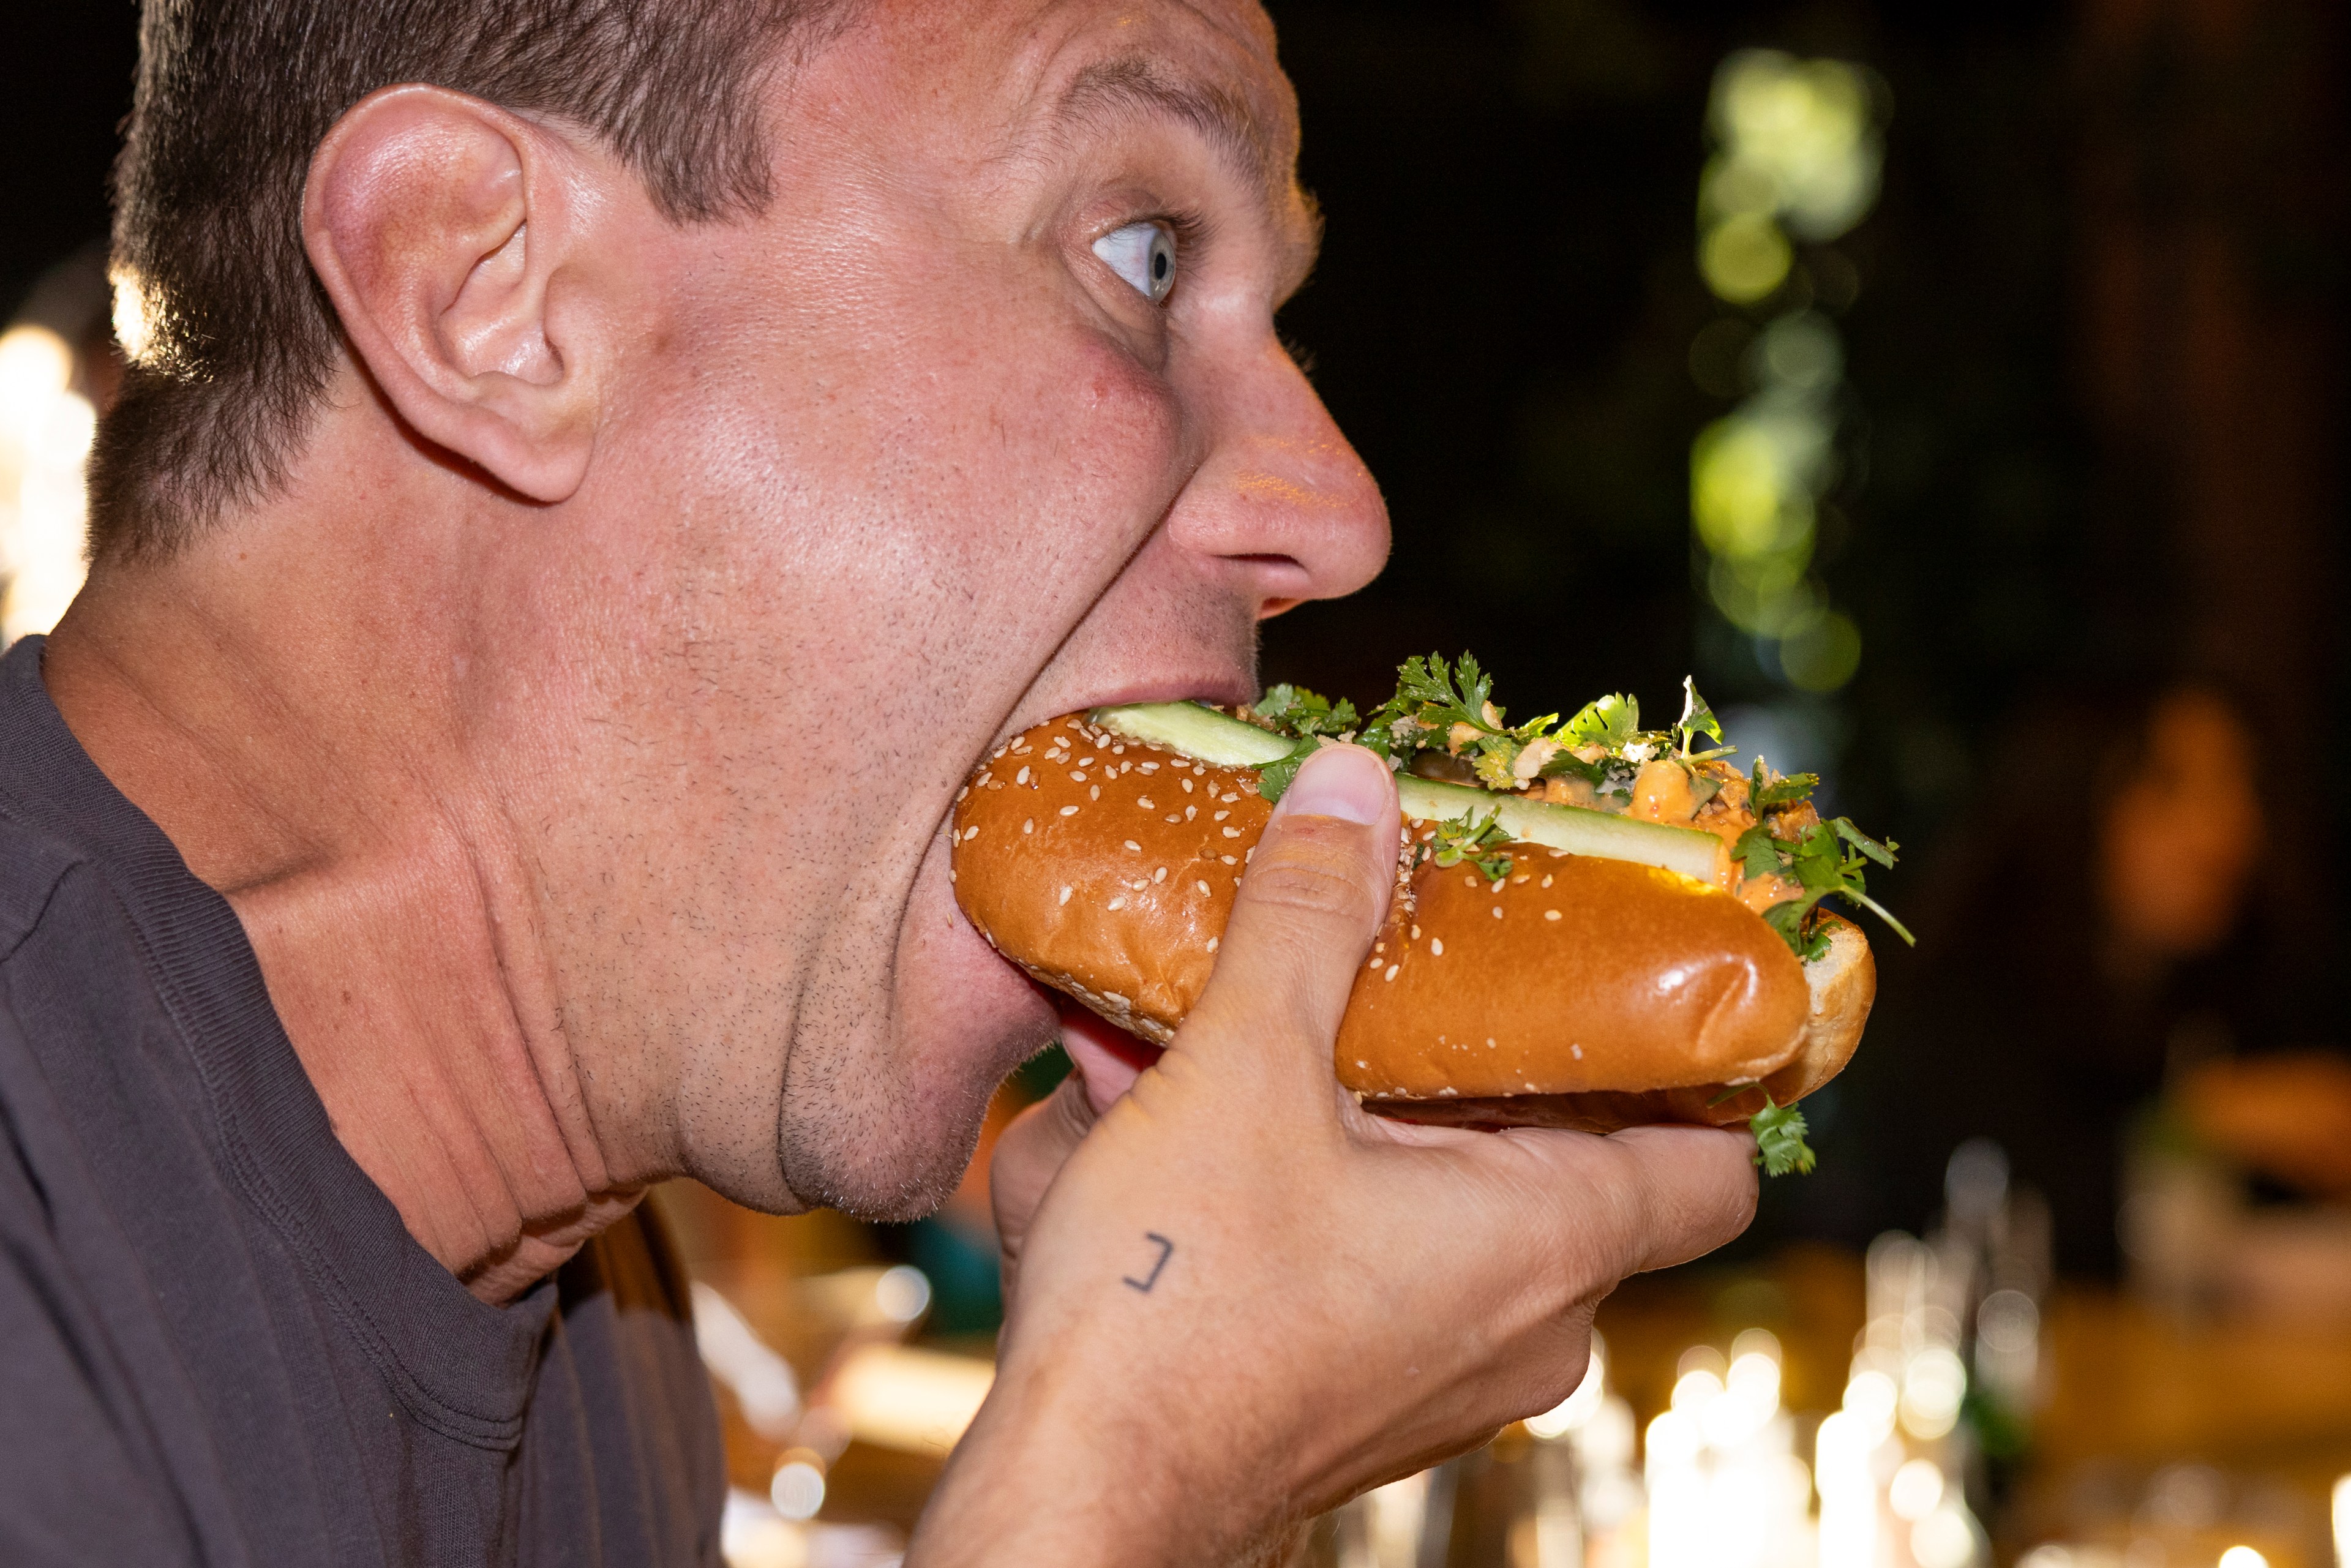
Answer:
[{"xmin": 950, "ymin": 655, "xmax": 1910, "ymax": 1173}]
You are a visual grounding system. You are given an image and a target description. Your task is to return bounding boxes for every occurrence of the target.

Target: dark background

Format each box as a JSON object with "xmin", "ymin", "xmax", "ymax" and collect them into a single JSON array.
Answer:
[{"xmin": 9, "ymin": 0, "xmax": 2345, "ymax": 1275}]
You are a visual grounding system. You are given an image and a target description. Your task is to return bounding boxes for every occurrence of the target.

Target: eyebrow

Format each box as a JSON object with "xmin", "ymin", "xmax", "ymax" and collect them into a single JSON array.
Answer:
[{"xmin": 1048, "ymin": 55, "xmax": 1319, "ymax": 285}]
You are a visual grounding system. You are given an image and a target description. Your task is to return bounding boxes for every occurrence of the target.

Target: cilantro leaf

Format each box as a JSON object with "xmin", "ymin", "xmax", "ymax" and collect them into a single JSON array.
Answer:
[
  {"xmin": 1254, "ymin": 736, "xmax": 1321, "ymax": 802},
  {"xmin": 1471, "ymin": 743, "xmax": 1519, "ymax": 790},
  {"xmin": 1733, "ymin": 824, "xmax": 1787, "ymax": 882},
  {"xmin": 1753, "ymin": 817, "xmax": 1916, "ymax": 958},
  {"xmin": 1421, "ymin": 810, "xmax": 1513, "ymax": 881},
  {"xmin": 1563, "ymin": 692, "xmax": 1640, "ymax": 751},
  {"xmin": 1749, "ymin": 1095, "xmax": 1817, "ymax": 1176},
  {"xmin": 1675, "ymin": 677, "xmax": 1724, "ymax": 756},
  {"xmin": 1257, "ymin": 683, "xmax": 1359, "ymax": 740},
  {"xmin": 1830, "ymin": 816, "xmax": 1898, "ymax": 868},
  {"xmin": 1753, "ymin": 768, "xmax": 1821, "ymax": 809}
]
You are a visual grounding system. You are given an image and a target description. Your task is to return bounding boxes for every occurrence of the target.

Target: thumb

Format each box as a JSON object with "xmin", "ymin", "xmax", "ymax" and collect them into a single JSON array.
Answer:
[{"xmin": 1173, "ymin": 743, "xmax": 1400, "ymax": 1095}]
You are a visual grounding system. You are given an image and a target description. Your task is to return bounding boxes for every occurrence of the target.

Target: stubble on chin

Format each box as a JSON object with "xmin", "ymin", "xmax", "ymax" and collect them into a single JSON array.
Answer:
[{"xmin": 772, "ymin": 1019, "xmax": 1022, "ymax": 1222}]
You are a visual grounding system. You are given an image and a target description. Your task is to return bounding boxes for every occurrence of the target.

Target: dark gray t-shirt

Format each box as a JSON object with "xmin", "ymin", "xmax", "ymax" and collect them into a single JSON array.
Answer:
[{"xmin": 0, "ymin": 636, "xmax": 724, "ymax": 1566}]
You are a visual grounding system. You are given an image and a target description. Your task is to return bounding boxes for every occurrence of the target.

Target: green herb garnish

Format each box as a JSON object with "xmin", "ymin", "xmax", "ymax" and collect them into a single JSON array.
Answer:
[
  {"xmin": 1751, "ymin": 817, "xmax": 1916, "ymax": 959},
  {"xmin": 1750, "ymin": 1094, "xmax": 1817, "ymax": 1177},
  {"xmin": 1419, "ymin": 810, "xmax": 1514, "ymax": 881},
  {"xmin": 1246, "ymin": 656, "xmax": 1911, "ymax": 963},
  {"xmin": 1254, "ymin": 736, "xmax": 1322, "ymax": 803},
  {"xmin": 1255, "ymin": 683, "xmax": 1359, "ymax": 739}
]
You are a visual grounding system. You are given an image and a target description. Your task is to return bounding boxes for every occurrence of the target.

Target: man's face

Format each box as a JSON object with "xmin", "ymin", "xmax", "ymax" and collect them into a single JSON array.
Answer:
[{"xmin": 502, "ymin": 0, "xmax": 1385, "ymax": 1215}]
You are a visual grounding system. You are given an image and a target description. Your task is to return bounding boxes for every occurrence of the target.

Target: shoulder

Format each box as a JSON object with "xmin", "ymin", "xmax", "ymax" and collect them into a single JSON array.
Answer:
[{"xmin": 0, "ymin": 811, "xmax": 85, "ymax": 963}]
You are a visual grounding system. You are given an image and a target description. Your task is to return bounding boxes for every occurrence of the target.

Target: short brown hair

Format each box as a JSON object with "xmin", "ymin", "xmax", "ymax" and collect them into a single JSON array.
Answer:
[{"xmin": 91, "ymin": 0, "xmax": 847, "ymax": 560}]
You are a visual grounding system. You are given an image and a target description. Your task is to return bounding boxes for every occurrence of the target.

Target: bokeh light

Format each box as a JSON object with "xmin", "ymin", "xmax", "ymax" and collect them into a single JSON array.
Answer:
[
  {"xmin": 1690, "ymin": 51, "xmax": 1883, "ymax": 696},
  {"xmin": 0, "ymin": 322, "xmax": 95, "ymax": 644}
]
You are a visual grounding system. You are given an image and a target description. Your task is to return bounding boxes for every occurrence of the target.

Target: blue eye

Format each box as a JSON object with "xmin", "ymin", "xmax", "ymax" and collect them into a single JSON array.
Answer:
[{"xmin": 1092, "ymin": 221, "xmax": 1177, "ymax": 303}]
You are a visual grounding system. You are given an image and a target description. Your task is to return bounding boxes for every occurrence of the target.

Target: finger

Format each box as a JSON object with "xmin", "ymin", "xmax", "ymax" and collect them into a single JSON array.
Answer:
[
  {"xmin": 1174, "ymin": 743, "xmax": 1399, "ymax": 1090},
  {"xmin": 989, "ymin": 1074, "xmax": 1098, "ymax": 1305},
  {"xmin": 1057, "ymin": 1002, "xmax": 1157, "ymax": 1118},
  {"xmin": 1497, "ymin": 1122, "xmax": 1758, "ymax": 1280}
]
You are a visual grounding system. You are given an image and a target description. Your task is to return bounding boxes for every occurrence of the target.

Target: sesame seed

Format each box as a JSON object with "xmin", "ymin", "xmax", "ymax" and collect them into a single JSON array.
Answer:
[
  {"xmin": 1384, "ymin": 964, "xmax": 1400, "ymax": 981},
  {"xmin": 1196, "ymin": 880, "xmax": 1211, "ymax": 895},
  {"xmin": 1186, "ymin": 806, "xmax": 1198, "ymax": 820},
  {"xmin": 1221, "ymin": 792, "xmax": 1239, "ymax": 803},
  {"xmin": 1245, "ymin": 848, "xmax": 1254, "ymax": 863},
  {"xmin": 1513, "ymin": 874, "xmax": 1530, "ymax": 885},
  {"xmin": 1213, "ymin": 810, "xmax": 1229, "ymax": 822},
  {"xmin": 1571, "ymin": 1044, "xmax": 1583, "ymax": 1059},
  {"xmin": 948, "ymin": 870, "xmax": 956, "ymax": 882},
  {"xmin": 1374, "ymin": 942, "xmax": 1385, "ymax": 953},
  {"xmin": 1491, "ymin": 906, "xmax": 1504, "ymax": 918},
  {"xmin": 1355, "ymin": 1059, "xmax": 1368, "ymax": 1069},
  {"xmin": 1140, "ymin": 762, "xmax": 1158, "ymax": 772},
  {"xmin": 1540, "ymin": 874, "xmax": 1553, "ymax": 888},
  {"xmin": 1182, "ymin": 778, "xmax": 1194, "ymax": 793},
  {"xmin": 1429, "ymin": 937, "xmax": 1445, "ymax": 956},
  {"xmin": 1220, "ymin": 855, "xmax": 1236, "ymax": 865},
  {"xmin": 956, "ymin": 786, "xmax": 970, "ymax": 802},
  {"xmin": 1206, "ymin": 937, "xmax": 1219, "ymax": 953},
  {"xmin": 1153, "ymin": 867, "xmax": 1167, "ymax": 882},
  {"xmin": 1022, "ymin": 819, "xmax": 1033, "ymax": 834},
  {"xmin": 1070, "ymin": 770, "xmax": 1087, "ymax": 782},
  {"xmin": 1124, "ymin": 839, "xmax": 1142, "ymax": 852},
  {"xmin": 1165, "ymin": 813, "xmax": 1182, "ymax": 823},
  {"xmin": 1015, "ymin": 767, "xmax": 1030, "ymax": 785},
  {"xmin": 1108, "ymin": 896, "xmax": 1127, "ymax": 911},
  {"xmin": 1544, "ymin": 909, "xmax": 1561, "ymax": 921},
  {"xmin": 1090, "ymin": 785, "xmax": 1100, "ymax": 801},
  {"xmin": 1464, "ymin": 874, "xmax": 1479, "ymax": 887},
  {"xmin": 1059, "ymin": 805, "xmax": 1081, "ymax": 817},
  {"xmin": 1138, "ymin": 796, "xmax": 1156, "ymax": 809},
  {"xmin": 1058, "ymin": 886, "xmax": 1073, "ymax": 905},
  {"xmin": 1548, "ymin": 848, "xmax": 1568, "ymax": 858},
  {"xmin": 961, "ymin": 825, "xmax": 979, "ymax": 840},
  {"xmin": 1489, "ymin": 878, "xmax": 1505, "ymax": 893},
  {"xmin": 1222, "ymin": 827, "xmax": 1241, "ymax": 838},
  {"xmin": 1409, "ymin": 925, "xmax": 1420, "ymax": 940},
  {"xmin": 1112, "ymin": 744, "xmax": 1125, "ymax": 754}
]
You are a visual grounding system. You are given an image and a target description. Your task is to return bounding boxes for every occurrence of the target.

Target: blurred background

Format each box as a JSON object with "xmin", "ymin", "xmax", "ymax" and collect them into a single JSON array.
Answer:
[{"xmin": 6, "ymin": 1, "xmax": 2347, "ymax": 1564}]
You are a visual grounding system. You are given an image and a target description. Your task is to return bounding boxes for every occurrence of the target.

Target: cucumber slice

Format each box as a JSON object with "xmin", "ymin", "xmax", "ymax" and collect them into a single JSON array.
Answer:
[
  {"xmin": 1395, "ymin": 776, "xmax": 1724, "ymax": 883},
  {"xmin": 1089, "ymin": 700, "xmax": 1296, "ymax": 766},
  {"xmin": 1087, "ymin": 701, "xmax": 1725, "ymax": 883}
]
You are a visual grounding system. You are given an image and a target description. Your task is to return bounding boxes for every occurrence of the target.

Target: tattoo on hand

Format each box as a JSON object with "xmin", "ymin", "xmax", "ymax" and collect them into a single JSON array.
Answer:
[{"xmin": 1122, "ymin": 1232, "xmax": 1174, "ymax": 1294}]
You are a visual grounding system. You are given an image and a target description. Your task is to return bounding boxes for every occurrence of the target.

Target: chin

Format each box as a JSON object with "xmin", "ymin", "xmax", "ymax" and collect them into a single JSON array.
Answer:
[{"xmin": 776, "ymin": 842, "xmax": 1057, "ymax": 1221}]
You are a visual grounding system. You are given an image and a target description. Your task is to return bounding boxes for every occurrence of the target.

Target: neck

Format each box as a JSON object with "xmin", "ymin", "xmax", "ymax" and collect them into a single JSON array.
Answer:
[{"xmin": 42, "ymin": 499, "xmax": 663, "ymax": 1304}]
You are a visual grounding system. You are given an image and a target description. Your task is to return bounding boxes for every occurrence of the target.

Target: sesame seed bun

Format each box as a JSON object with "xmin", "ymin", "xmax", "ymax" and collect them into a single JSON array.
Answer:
[{"xmin": 951, "ymin": 715, "xmax": 1873, "ymax": 1130}]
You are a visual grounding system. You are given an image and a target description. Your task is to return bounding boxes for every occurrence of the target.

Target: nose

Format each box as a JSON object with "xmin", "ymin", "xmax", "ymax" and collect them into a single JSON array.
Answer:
[{"xmin": 1164, "ymin": 334, "xmax": 1390, "ymax": 618}]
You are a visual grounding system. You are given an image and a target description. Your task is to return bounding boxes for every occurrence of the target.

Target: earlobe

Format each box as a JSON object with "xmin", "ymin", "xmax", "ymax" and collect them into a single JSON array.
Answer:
[{"xmin": 304, "ymin": 84, "xmax": 601, "ymax": 503}]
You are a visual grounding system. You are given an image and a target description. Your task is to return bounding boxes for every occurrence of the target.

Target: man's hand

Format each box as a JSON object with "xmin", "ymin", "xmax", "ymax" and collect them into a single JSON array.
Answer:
[{"xmin": 915, "ymin": 745, "xmax": 1757, "ymax": 1565}]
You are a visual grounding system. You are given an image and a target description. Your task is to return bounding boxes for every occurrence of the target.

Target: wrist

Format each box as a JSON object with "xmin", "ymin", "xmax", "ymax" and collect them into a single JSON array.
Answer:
[{"xmin": 909, "ymin": 1338, "xmax": 1278, "ymax": 1567}]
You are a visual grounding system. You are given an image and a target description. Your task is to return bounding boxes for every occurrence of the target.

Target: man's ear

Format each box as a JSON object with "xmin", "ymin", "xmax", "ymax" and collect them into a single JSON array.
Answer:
[{"xmin": 304, "ymin": 84, "xmax": 611, "ymax": 503}]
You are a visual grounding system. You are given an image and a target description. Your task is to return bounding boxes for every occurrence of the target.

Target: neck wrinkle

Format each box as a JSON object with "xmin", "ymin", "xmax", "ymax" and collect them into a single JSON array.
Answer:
[{"xmin": 45, "ymin": 567, "xmax": 664, "ymax": 1305}]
